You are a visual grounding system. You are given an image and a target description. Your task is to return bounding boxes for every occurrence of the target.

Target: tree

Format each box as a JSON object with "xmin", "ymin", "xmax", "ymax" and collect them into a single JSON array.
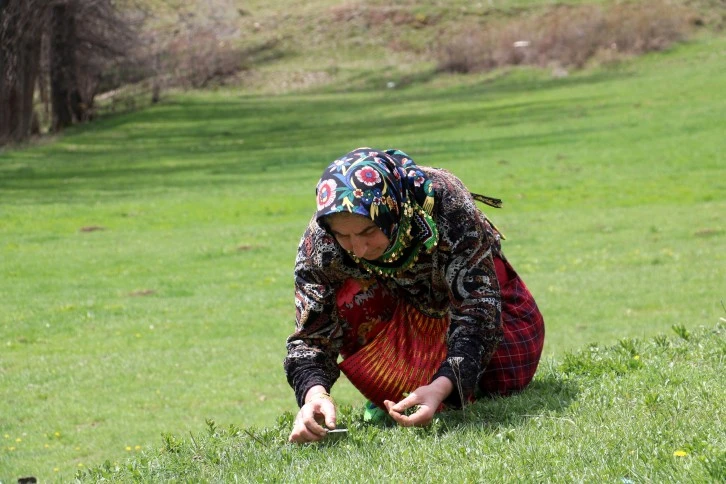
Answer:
[
  {"xmin": 50, "ymin": 1, "xmax": 83, "ymax": 130},
  {"xmin": 0, "ymin": 0, "xmax": 46, "ymax": 144},
  {"xmin": 0, "ymin": 0, "xmax": 137, "ymax": 145}
]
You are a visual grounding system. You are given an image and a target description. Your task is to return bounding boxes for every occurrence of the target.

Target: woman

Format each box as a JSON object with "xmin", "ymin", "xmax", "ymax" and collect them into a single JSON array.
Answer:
[{"xmin": 284, "ymin": 147, "xmax": 544, "ymax": 443}]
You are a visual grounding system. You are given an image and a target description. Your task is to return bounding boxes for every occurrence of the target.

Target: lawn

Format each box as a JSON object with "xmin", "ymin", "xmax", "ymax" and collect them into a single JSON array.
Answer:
[
  {"xmin": 77, "ymin": 324, "xmax": 726, "ymax": 481},
  {"xmin": 1, "ymin": 33, "xmax": 724, "ymax": 481}
]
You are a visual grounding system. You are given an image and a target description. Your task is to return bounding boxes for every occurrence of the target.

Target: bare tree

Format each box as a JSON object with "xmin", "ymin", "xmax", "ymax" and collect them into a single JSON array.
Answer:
[
  {"xmin": 50, "ymin": 0, "xmax": 138, "ymax": 129},
  {"xmin": 1, "ymin": 0, "xmax": 251, "ymax": 146},
  {"xmin": 0, "ymin": 0, "xmax": 48, "ymax": 143},
  {"xmin": 0, "ymin": 0, "xmax": 137, "ymax": 144},
  {"xmin": 50, "ymin": 1, "xmax": 82, "ymax": 130}
]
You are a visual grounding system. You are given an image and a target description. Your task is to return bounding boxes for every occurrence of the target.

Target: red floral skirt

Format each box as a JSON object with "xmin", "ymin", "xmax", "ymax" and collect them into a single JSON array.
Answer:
[{"xmin": 336, "ymin": 256, "xmax": 545, "ymax": 408}]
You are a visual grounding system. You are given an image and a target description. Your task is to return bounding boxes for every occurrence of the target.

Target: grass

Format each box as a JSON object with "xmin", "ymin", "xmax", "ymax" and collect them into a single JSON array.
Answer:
[
  {"xmin": 1, "ymin": 32, "xmax": 725, "ymax": 481},
  {"xmin": 78, "ymin": 323, "xmax": 726, "ymax": 481}
]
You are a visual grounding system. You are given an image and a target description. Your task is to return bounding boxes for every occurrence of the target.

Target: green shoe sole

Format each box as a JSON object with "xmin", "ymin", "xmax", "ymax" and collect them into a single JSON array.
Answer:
[{"xmin": 363, "ymin": 401, "xmax": 389, "ymax": 424}]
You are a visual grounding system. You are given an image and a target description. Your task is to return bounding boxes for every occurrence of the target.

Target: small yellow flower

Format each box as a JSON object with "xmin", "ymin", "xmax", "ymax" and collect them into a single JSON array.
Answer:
[
  {"xmin": 15, "ymin": 438, "xmax": 22, "ymax": 443},
  {"xmin": 53, "ymin": 468, "xmax": 59, "ymax": 472},
  {"xmin": 44, "ymin": 443, "xmax": 50, "ymax": 448},
  {"xmin": 673, "ymin": 450, "xmax": 688, "ymax": 457},
  {"xmin": 633, "ymin": 355, "xmax": 640, "ymax": 360},
  {"xmin": 135, "ymin": 445, "xmax": 141, "ymax": 451},
  {"xmin": 54, "ymin": 431, "xmax": 61, "ymax": 438},
  {"xmin": 8, "ymin": 446, "xmax": 15, "ymax": 451},
  {"xmin": 75, "ymin": 446, "xmax": 80, "ymax": 450},
  {"xmin": 77, "ymin": 463, "xmax": 84, "ymax": 467},
  {"xmin": 125, "ymin": 446, "xmax": 132, "ymax": 451}
]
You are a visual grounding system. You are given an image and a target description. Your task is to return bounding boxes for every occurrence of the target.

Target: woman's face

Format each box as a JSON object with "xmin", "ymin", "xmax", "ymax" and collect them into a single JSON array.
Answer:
[{"xmin": 326, "ymin": 213, "xmax": 390, "ymax": 261}]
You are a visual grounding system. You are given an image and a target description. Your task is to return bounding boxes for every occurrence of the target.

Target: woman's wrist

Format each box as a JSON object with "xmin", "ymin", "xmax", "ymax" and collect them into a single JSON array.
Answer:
[
  {"xmin": 304, "ymin": 385, "xmax": 334, "ymax": 405},
  {"xmin": 428, "ymin": 376, "xmax": 454, "ymax": 400}
]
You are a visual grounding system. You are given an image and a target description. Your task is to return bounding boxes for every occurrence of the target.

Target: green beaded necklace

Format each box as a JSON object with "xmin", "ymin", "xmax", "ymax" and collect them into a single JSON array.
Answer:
[{"xmin": 349, "ymin": 200, "xmax": 438, "ymax": 278}]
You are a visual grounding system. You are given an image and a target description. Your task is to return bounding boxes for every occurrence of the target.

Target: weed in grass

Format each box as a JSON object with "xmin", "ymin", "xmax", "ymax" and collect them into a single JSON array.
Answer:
[
  {"xmin": 672, "ymin": 324, "xmax": 691, "ymax": 341},
  {"xmin": 702, "ymin": 449, "xmax": 726, "ymax": 481}
]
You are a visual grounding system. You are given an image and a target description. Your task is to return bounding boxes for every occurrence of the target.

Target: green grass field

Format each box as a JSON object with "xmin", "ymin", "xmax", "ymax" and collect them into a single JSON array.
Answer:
[
  {"xmin": 1, "ymin": 30, "xmax": 724, "ymax": 481},
  {"xmin": 77, "ymin": 324, "xmax": 726, "ymax": 481}
]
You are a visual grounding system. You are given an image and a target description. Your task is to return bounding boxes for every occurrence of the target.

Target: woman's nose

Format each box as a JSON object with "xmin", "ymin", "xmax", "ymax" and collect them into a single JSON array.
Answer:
[{"xmin": 351, "ymin": 237, "xmax": 367, "ymax": 258}]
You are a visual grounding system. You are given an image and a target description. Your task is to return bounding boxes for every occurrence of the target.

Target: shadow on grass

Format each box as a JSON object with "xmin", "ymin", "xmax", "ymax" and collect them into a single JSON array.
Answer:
[
  {"xmin": 333, "ymin": 371, "xmax": 580, "ymax": 444},
  {"xmin": 0, "ymin": 65, "xmax": 630, "ymax": 204},
  {"xmin": 313, "ymin": 62, "xmax": 633, "ymax": 96},
  {"xmin": 431, "ymin": 372, "xmax": 579, "ymax": 435}
]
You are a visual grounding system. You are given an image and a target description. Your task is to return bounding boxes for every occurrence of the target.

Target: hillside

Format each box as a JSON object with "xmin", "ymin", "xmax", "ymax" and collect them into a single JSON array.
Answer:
[{"xmin": 128, "ymin": 0, "xmax": 724, "ymax": 96}]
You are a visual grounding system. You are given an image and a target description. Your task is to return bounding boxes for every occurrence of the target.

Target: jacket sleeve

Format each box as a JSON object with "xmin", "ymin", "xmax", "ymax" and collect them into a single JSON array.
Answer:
[
  {"xmin": 431, "ymin": 176, "xmax": 503, "ymax": 407},
  {"xmin": 283, "ymin": 221, "xmax": 344, "ymax": 407}
]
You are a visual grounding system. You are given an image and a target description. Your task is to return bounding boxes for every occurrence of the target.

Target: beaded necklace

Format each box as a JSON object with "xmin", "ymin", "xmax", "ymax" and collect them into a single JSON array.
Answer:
[{"xmin": 349, "ymin": 200, "xmax": 438, "ymax": 278}]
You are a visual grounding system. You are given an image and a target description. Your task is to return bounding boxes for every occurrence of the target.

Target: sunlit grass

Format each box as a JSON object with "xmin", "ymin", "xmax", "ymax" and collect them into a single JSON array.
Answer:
[{"xmin": 76, "ymin": 324, "xmax": 726, "ymax": 481}]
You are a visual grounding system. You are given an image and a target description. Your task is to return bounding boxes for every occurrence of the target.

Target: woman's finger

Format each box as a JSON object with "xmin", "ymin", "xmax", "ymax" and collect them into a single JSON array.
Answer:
[
  {"xmin": 388, "ymin": 410, "xmax": 413, "ymax": 427},
  {"xmin": 402, "ymin": 405, "xmax": 434, "ymax": 427},
  {"xmin": 391, "ymin": 393, "xmax": 420, "ymax": 413},
  {"xmin": 384, "ymin": 398, "xmax": 416, "ymax": 427},
  {"xmin": 384, "ymin": 399, "xmax": 434, "ymax": 427},
  {"xmin": 301, "ymin": 413, "xmax": 327, "ymax": 437},
  {"xmin": 289, "ymin": 403, "xmax": 328, "ymax": 443},
  {"xmin": 289, "ymin": 425, "xmax": 324, "ymax": 443},
  {"xmin": 319, "ymin": 400, "xmax": 337, "ymax": 430}
]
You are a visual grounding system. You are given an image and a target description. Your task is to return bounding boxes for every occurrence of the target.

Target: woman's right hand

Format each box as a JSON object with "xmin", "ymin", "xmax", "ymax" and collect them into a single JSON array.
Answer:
[{"xmin": 288, "ymin": 386, "xmax": 337, "ymax": 444}]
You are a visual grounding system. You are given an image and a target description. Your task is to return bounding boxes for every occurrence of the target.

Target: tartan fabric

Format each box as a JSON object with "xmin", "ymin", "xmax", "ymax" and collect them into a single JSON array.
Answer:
[
  {"xmin": 334, "ymin": 256, "xmax": 544, "ymax": 405},
  {"xmin": 478, "ymin": 257, "xmax": 545, "ymax": 395}
]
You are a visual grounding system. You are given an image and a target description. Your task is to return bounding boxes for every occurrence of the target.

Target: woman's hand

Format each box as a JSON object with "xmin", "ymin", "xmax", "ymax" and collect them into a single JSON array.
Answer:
[
  {"xmin": 383, "ymin": 377, "xmax": 453, "ymax": 427},
  {"xmin": 288, "ymin": 386, "xmax": 337, "ymax": 443}
]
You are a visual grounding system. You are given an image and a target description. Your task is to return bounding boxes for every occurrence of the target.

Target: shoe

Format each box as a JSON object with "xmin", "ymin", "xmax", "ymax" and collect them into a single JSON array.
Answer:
[{"xmin": 363, "ymin": 400, "xmax": 389, "ymax": 424}]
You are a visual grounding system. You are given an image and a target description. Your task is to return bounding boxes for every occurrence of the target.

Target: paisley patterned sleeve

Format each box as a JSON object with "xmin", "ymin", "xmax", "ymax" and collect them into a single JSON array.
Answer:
[
  {"xmin": 283, "ymin": 219, "xmax": 345, "ymax": 407},
  {"xmin": 430, "ymin": 171, "xmax": 504, "ymax": 407}
]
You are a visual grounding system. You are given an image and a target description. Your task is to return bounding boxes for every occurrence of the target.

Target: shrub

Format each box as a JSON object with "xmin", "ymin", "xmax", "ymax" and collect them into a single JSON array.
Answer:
[{"xmin": 435, "ymin": 1, "xmax": 695, "ymax": 74}]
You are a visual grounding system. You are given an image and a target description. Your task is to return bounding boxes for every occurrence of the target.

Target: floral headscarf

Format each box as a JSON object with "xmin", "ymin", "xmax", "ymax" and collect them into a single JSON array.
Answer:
[{"xmin": 315, "ymin": 148, "xmax": 438, "ymax": 273}]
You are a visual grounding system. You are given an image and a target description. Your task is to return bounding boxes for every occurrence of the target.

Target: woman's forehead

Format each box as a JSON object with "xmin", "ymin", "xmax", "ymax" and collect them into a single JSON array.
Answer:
[{"xmin": 326, "ymin": 212, "xmax": 376, "ymax": 232}]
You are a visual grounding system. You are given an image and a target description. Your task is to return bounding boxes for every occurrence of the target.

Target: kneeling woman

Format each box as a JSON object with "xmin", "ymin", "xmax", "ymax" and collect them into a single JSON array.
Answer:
[{"xmin": 284, "ymin": 148, "xmax": 545, "ymax": 443}]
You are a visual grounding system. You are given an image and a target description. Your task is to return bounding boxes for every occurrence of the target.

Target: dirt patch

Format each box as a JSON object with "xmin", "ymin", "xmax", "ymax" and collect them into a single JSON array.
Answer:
[
  {"xmin": 694, "ymin": 228, "xmax": 723, "ymax": 237},
  {"xmin": 79, "ymin": 226, "xmax": 106, "ymax": 232}
]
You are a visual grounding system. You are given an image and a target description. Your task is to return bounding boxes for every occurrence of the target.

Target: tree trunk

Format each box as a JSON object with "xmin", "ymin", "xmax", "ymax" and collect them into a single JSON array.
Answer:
[
  {"xmin": 50, "ymin": 1, "xmax": 83, "ymax": 132},
  {"xmin": 0, "ymin": 0, "xmax": 14, "ymax": 144},
  {"xmin": 17, "ymin": 29, "xmax": 41, "ymax": 140},
  {"xmin": 0, "ymin": 0, "xmax": 45, "ymax": 144}
]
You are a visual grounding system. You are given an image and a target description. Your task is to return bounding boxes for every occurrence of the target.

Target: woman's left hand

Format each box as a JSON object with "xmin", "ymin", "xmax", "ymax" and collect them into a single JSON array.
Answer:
[{"xmin": 383, "ymin": 377, "xmax": 453, "ymax": 427}]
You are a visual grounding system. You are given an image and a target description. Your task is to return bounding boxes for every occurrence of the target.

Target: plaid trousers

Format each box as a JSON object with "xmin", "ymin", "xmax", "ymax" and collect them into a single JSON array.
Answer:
[{"xmin": 478, "ymin": 256, "xmax": 545, "ymax": 396}]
